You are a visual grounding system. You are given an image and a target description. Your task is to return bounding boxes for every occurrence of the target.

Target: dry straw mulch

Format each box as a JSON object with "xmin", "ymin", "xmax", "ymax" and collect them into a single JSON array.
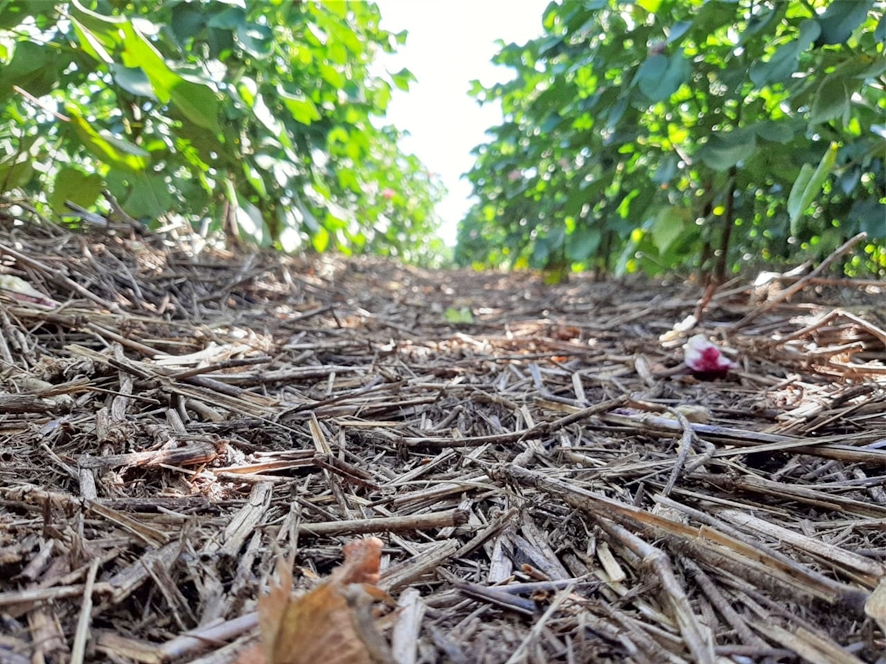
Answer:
[{"xmin": 0, "ymin": 213, "xmax": 884, "ymax": 664}]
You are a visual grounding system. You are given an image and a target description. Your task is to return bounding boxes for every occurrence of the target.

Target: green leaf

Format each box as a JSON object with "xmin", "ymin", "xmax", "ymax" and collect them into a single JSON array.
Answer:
[
  {"xmin": 788, "ymin": 142, "xmax": 839, "ymax": 234},
  {"xmin": 838, "ymin": 167, "xmax": 861, "ymax": 195},
  {"xmin": 50, "ymin": 167, "xmax": 104, "ymax": 212},
  {"xmin": 749, "ymin": 20, "xmax": 820, "ymax": 87},
  {"xmin": 652, "ymin": 155, "xmax": 678, "ymax": 183},
  {"xmin": 324, "ymin": 2, "xmax": 350, "ymax": 19},
  {"xmin": 815, "ymin": 0, "xmax": 873, "ymax": 46},
  {"xmin": 753, "ymin": 121, "xmax": 795, "ymax": 143},
  {"xmin": 531, "ymin": 237, "xmax": 552, "ymax": 268},
  {"xmin": 279, "ymin": 86, "xmax": 321, "ymax": 125},
  {"xmin": 311, "ymin": 225, "xmax": 330, "ymax": 252},
  {"xmin": 541, "ymin": 112, "xmax": 563, "ymax": 133},
  {"xmin": 390, "ymin": 67, "xmax": 416, "ymax": 92},
  {"xmin": 580, "ymin": 0, "xmax": 606, "ymax": 12},
  {"xmin": 788, "ymin": 164, "xmax": 815, "ymax": 219},
  {"xmin": 70, "ymin": 17, "xmax": 114, "ymax": 64},
  {"xmin": 741, "ymin": 6, "xmax": 778, "ymax": 42},
  {"xmin": 443, "ymin": 307, "xmax": 474, "ymax": 324},
  {"xmin": 809, "ymin": 76, "xmax": 850, "ymax": 125},
  {"xmin": 243, "ymin": 161, "xmax": 267, "ymax": 198},
  {"xmin": 0, "ymin": 156, "xmax": 34, "ymax": 190},
  {"xmin": 614, "ymin": 235, "xmax": 640, "ymax": 277},
  {"xmin": 120, "ymin": 22, "xmax": 177, "ymax": 103},
  {"xmin": 324, "ymin": 211, "xmax": 349, "ymax": 231},
  {"xmin": 851, "ymin": 55, "xmax": 886, "ymax": 79},
  {"xmin": 697, "ymin": 128, "xmax": 757, "ymax": 171},
  {"xmin": 206, "ymin": 25, "xmax": 235, "ymax": 59},
  {"xmin": 238, "ymin": 77, "xmax": 258, "ymax": 107},
  {"xmin": 690, "ymin": 1, "xmax": 735, "ymax": 38},
  {"xmin": 650, "ymin": 206, "xmax": 692, "ymax": 254},
  {"xmin": 110, "ymin": 64, "xmax": 155, "ymax": 98},
  {"xmin": 207, "ymin": 7, "xmax": 245, "ymax": 30},
  {"xmin": 667, "ymin": 21, "xmax": 692, "ymax": 45},
  {"xmin": 68, "ymin": 110, "xmax": 150, "ymax": 173},
  {"xmin": 120, "ymin": 21, "xmax": 220, "ymax": 132},
  {"xmin": 636, "ymin": 52, "xmax": 688, "ymax": 102},
  {"xmin": 70, "ymin": 0, "xmax": 126, "ymax": 49},
  {"xmin": 170, "ymin": 4, "xmax": 206, "ymax": 41},
  {"xmin": 544, "ymin": 265, "xmax": 569, "ymax": 285},
  {"xmin": 636, "ymin": 0, "xmax": 661, "ymax": 13},
  {"xmin": 170, "ymin": 79, "xmax": 221, "ymax": 133},
  {"xmin": 318, "ymin": 63, "xmax": 345, "ymax": 88},
  {"xmin": 237, "ymin": 22, "xmax": 273, "ymax": 58},
  {"xmin": 607, "ymin": 97, "xmax": 628, "ymax": 128},
  {"xmin": 564, "ymin": 183, "xmax": 592, "ymax": 216},
  {"xmin": 0, "ymin": 0, "xmax": 39, "ymax": 30},
  {"xmin": 125, "ymin": 172, "xmax": 173, "ymax": 218},
  {"xmin": 634, "ymin": 54, "xmax": 665, "ymax": 90},
  {"xmin": 849, "ymin": 199, "xmax": 886, "ymax": 238},
  {"xmin": 565, "ymin": 226, "xmax": 601, "ymax": 263},
  {"xmin": 0, "ymin": 40, "xmax": 58, "ymax": 98}
]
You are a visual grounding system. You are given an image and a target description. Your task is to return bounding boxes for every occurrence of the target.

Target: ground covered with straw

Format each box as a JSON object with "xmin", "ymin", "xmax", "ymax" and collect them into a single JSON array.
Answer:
[{"xmin": 0, "ymin": 216, "xmax": 885, "ymax": 664}]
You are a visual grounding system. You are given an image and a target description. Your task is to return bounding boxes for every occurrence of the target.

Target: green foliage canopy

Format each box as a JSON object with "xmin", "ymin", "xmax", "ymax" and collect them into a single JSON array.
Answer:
[
  {"xmin": 0, "ymin": 0, "xmax": 446, "ymax": 264},
  {"xmin": 457, "ymin": 0, "xmax": 886, "ymax": 278}
]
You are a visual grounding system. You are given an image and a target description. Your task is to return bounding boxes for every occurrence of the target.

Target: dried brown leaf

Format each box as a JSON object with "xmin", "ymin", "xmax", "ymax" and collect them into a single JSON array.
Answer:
[{"xmin": 240, "ymin": 538, "xmax": 390, "ymax": 664}]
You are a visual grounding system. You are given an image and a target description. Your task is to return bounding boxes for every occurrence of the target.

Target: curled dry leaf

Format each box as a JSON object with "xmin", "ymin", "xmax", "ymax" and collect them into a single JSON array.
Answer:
[
  {"xmin": 238, "ymin": 537, "xmax": 392, "ymax": 664},
  {"xmin": 682, "ymin": 334, "xmax": 737, "ymax": 379}
]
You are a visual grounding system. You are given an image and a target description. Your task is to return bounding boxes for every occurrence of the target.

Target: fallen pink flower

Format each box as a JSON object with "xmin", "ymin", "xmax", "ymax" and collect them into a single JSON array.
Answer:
[{"xmin": 683, "ymin": 334, "xmax": 737, "ymax": 379}]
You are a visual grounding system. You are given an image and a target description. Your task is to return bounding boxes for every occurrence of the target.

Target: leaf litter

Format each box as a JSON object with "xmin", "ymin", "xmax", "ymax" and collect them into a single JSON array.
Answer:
[{"xmin": 0, "ymin": 210, "xmax": 884, "ymax": 663}]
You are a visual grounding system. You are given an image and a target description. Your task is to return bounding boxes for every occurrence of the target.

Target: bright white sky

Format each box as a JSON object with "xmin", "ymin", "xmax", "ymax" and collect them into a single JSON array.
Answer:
[{"xmin": 374, "ymin": 0, "xmax": 550, "ymax": 245}]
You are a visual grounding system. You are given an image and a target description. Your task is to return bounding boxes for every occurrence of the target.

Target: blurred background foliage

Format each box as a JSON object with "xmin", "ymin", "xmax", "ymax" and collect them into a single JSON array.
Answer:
[
  {"xmin": 0, "ymin": 0, "xmax": 447, "ymax": 265},
  {"xmin": 456, "ymin": 0, "xmax": 885, "ymax": 279},
  {"xmin": 1, "ymin": 0, "xmax": 883, "ymax": 278}
]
